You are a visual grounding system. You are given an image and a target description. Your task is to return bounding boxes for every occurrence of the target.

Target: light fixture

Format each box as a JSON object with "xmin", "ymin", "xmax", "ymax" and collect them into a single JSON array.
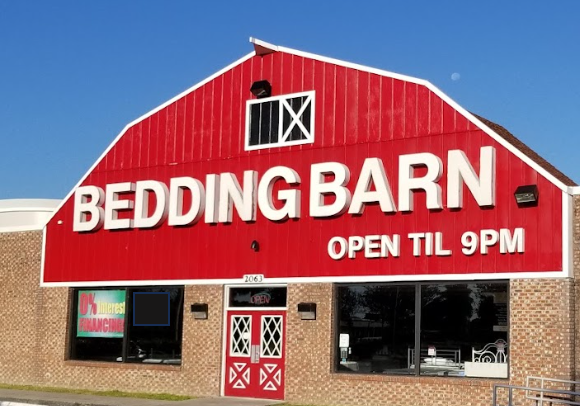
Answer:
[
  {"xmin": 297, "ymin": 302, "xmax": 316, "ymax": 320},
  {"xmin": 250, "ymin": 80, "xmax": 272, "ymax": 98},
  {"xmin": 191, "ymin": 303, "xmax": 208, "ymax": 320},
  {"xmin": 250, "ymin": 240, "xmax": 260, "ymax": 252},
  {"xmin": 514, "ymin": 185, "xmax": 539, "ymax": 205}
]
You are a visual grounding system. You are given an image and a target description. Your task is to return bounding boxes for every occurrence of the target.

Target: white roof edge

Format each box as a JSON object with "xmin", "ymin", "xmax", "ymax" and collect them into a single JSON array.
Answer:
[
  {"xmin": 0, "ymin": 199, "xmax": 60, "ymax": 213},
  {"xmin": 568, "ymin": 186, "xmax": 580, "ymax": 195},
  {"xmin": 250, "ymin": 37, "xmax": 279, "ymax": 54},
  {"xmin": 44, "ymin": 50, "xmax": 257, "ymax": 226},
  {"xmin": 0, "ymin": 225, "xmax": 47, "ymax": 233}
]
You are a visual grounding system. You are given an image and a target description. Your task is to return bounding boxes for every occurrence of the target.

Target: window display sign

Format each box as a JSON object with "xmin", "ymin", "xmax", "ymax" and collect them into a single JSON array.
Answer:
[
  {"xmin": 77, "ymin": 290, "xmax": 125, "ymax": 338},
  {"xmin": 229, "ymin": 287, "xmax": 287, "ymax": 308}
]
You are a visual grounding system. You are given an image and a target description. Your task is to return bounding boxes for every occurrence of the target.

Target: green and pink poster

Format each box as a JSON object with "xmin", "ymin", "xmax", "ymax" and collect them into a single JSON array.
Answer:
[{"xmin": 77, "ymin": 290, "xmax": 125, "ymax": 338}]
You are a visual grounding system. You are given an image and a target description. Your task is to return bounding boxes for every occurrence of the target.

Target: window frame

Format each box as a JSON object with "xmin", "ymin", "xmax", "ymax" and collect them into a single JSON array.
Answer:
[
  {"xmin": 333, "ymin": 280, "xmax": 510, "ymax": 379},
  {"xmin": 68, "ymin": 286, "xmax": 184, "ymax": 365},
  {"xmin": 245, "ymin": 90, "xmax": 315, "ymax": 151}
]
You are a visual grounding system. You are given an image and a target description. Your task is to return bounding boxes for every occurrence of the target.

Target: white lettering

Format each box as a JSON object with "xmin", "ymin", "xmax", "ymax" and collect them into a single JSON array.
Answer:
[
  {"xmin": 435, "ymin": 232, "xmax": 452, "ymax": 256},
  {"xmin": 328, "ymin": 236, "xmax": 348, "ymax": 260},
  {"xmin": 480, "ymin": 229, "xmax": 499, "ymax": 254},
  {"xmin": 219, "ymin": 171, "xmax": 258, "ymax": 223},
  {"xmin": 398, "ymin": 153, "xmax": 443, "ymax": 211},
  {"xmin": 310, "ymin": 162, "xmax": 351, "ymax": 217},
  {"xmin": 380, "ymin": 235, "xmax": 400, "ymax": 257},
  {"xmin": 73, "ymin": 186, "xmax": 105, "ymax": 232},
  {"xmin": 447, "ymin": 146, "xmax": 496, "ymax": 208},
  {"xmin": 364, "ymin": 235, "xmax": 381, "ymax": 258},
  {"xmin": 348, "ymin": 236, "xmax": 364, "ymax": 258},
  {"xmin": 258, "ymin": 166, "xmax": 301, "ymax": 221},
  {"xmin": 408, "ymin": 233, "xmax": 425, "ymax": 256},
  {"xmin": 349, "ymin": 158, "xmax": 396, "ymax": 214},
  {"xmin": 500, "ymin": 228, "xmax": 525, "ymax": 253},
  {"xmin": 104, "ymin": 182, "xmax": 135, "ymax": 230},
  {"xmin": 133, "ymin": 180, "xmax": 169, "ymax": 228},
  {"xmin": 167, "ymin": 177, "xmax": 205, "ymax": 226},
  {"xmin": 72, "ymin": 149, "xmax": 500, "ymax": 233},
  {"xmin": 205, "ymin": 174, "xmax": 220, "ymax": 224},
  {"xmin": 461, "ymin": 231, "xmax": 478, "ymax": 255}
]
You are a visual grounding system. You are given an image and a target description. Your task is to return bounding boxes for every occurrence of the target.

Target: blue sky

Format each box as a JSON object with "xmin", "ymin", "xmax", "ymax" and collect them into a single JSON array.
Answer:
[{"xmin": 1, "ymin": 1, "xmax": 578, "ymax": 199}]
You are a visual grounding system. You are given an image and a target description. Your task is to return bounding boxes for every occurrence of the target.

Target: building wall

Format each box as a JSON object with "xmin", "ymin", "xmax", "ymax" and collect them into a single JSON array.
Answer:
[
  {"xmin": 0, "ymin": 230, "xmax": 223, "ymax": 396},
  {"xmin": 285, "ymin": 280, "xmax": 575, "ymax": 406},
  {"xmin": 574, "ymin": 194, "xmax": 580, "ymax": 380},
  {"xmin": 0, "ymin": 231, "xmax": 44, "ymax": 384},
  {"xmin": 0, "ymin": 229, "xmax": 578, "ymax": 406}
]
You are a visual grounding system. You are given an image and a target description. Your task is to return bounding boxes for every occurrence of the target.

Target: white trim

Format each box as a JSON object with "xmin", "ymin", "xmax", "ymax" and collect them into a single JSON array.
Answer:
[
  {"xmin": 0, "ymin": 199, "xmax": 60, "ymax": 212},
  {"xmin": 568, "ymin": 186, "xmax": 580, "ymax": 195},
  {"xmin": 229, "ymin": 315, "xmax": 252, "ymax": 357},
  {"xmin": 226, "ymin": 283, "xmax": 288, "ymax": 288},
  {"xmin": 0, "ymin": 225, "xmax": 47, "ymax": 233},
  {"xmin": 563, "ymin": 191, "xmax": 573, "ymax": 278},
  {"xmin": 266, "ymin": 40, "xmax": 574, "ymax": 193},
  {"xmin": 249, "ymin": 37, "xmax": 279, "ymax": 53},
  {"xmin": 225, "ymin": 307, "xmax": 288, "ymax": 312},
  {"xmin": 39, "ymin": 270, "xmax": 567, "ymax": 288},
  {"xmin": 260, "ymin": 315, "xmax": 283, "ymax": 359},
  {"xmin": 220, "ymin": 285, "xmax": 229, "ymax": 397},
  {"xmin": 245, "ymin": 90, "xmax": 315, "ymax": 151},
  {"xmin": 43, "ymin": 51, "xmax": 256, "ymax": 230},
  {"xmin": 40, "ymin": 226, "xmax": 47, "ymax": 286},
  {"xmin": 0, "ymin": 207, "xmax": 56, "ymax": 214}
]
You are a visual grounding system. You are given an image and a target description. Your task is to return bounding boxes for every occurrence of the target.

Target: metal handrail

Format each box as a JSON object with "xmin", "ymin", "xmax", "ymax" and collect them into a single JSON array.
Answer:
[{"xmin": 493, "ymin": 383, "xmax": 580, "ymax": 406}]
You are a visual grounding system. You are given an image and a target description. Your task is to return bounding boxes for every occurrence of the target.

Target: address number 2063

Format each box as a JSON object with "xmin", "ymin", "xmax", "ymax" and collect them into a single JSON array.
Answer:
[{"xmin": 243, "ymin": 274, "xmax": 264, "ymax": 283}]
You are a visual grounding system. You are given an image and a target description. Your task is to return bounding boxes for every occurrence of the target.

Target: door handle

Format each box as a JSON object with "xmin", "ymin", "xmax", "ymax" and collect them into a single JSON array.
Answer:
[{"xmin": 251, "ymin": 345, "xmax": 260, "ymax": 363}]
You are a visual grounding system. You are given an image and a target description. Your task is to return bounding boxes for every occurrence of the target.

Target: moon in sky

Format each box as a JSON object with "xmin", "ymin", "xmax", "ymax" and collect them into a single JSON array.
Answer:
[{"xmin": 451, "ymin": 73, "xmax": 461, "ymax": 81}]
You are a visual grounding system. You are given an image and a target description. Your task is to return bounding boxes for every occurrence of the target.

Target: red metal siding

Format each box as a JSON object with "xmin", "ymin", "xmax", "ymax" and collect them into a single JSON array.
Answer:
[{"xmin": 43, "ymin": 51, "xmax": 563, "ymax": 283}]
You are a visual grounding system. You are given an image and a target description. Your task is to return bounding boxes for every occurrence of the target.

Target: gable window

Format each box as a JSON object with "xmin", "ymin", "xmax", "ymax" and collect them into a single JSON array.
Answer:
[{"xmin": 245, "ymin": 91, "xmax": 315, "ymax": 150}]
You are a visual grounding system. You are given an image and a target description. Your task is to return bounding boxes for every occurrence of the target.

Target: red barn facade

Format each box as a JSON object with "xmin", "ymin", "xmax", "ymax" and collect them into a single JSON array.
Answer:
[{"xmin": 2, "ymin": 39, "xmax": 579, "ymax": 405}]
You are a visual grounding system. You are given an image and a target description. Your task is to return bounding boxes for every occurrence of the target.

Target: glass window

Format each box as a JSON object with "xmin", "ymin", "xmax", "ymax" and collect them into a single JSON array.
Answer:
[
  {"xmin": 246, "ymin": 91, "xmax": 315, "ymax": 150},
  {"xmin": 335, "ymin": 281, "xmax": 508, "ymax": 378},
  {"xmin": 125, "ymin": 287, "xmax": 183, "ymax": 364},
  {"xmin": 337, "ymin": 285, "xmax": 415, "ymax": 375},
  {"xmin": 420, "ymin": 283, "xmax": 508, "ymax": 378},
  {"xmin": 229, "ymin": 287, "xmax": 287, "ymax": 308},
  {"xmin": 69, "ymin": 286, "xmax": 184, "ymax": 365}
]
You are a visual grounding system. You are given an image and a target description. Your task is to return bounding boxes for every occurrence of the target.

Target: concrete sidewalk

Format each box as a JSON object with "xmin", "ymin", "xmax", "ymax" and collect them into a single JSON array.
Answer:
[{"xmin": 0, "ymin": 388, "xmax": 283, "ymax": 406}]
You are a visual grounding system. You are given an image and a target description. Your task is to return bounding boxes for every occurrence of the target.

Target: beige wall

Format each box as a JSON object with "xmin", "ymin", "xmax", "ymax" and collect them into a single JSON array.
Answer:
[{"xmin": 0, "ymin": 228, "xmax": 578, "ymax": 406}]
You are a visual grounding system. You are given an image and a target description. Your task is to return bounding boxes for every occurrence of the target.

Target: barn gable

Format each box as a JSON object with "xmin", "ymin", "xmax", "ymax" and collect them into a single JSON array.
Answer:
[{"xmin": 42, "ymin": 38, "xmax": 574, "ymax": 285}]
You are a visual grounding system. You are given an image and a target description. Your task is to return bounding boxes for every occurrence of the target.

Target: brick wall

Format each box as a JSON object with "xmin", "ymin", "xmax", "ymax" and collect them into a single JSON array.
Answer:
[
  {"xmin": 284, "ymin": 280, "xmax": 575, "ymax": 406},
  {"xmin": 574, "ymin": 195, "xmax": 580, "ymax": 380},
  {"xmin": 0, "ymin": 227, "xmax": 578, "ymax": 406},
  {"xmin": 0, "ymin": 231, "xmax": 44, "ymax": 385},
  {"xmin": 0, "ymin": 230, "xmax": 223, "ymax": 396}
]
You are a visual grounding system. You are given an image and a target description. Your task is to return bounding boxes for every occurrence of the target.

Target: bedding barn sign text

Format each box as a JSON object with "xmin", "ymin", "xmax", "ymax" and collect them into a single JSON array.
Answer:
[{"xmin": 73, "ymin": 145, "xmax": 525, "ymax": 259}]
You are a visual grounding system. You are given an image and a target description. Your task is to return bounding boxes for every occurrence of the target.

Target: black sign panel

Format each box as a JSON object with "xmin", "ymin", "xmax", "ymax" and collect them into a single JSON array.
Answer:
[{"xmin": 229, "ymin": 287, "xmax": 287, "ymax": 308}]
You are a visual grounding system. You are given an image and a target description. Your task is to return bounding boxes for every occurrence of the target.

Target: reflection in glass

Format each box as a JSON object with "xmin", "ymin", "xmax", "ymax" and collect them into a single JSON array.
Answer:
[
  {"xmin": 126, "ymin": 287, "xmax": 183, "ymax": 364},
  {"xmin": 337, "ymin": 285, "xmax": 415, "ymax": 375},
  {"xmin": 419, "ymin": 283, "xmax": 508, "ymax": 377},
  {"xmin": 70, "ymin": 286, "xmax": 184, "ymax": 365},
  {"xmin": 335, "ymin": 282, "xmax": 509, "ymax": 378}
]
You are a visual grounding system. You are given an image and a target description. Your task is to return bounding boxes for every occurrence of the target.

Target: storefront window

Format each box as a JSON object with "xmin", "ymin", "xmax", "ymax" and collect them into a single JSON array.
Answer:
[
  {"xmin": 336, "ymin": 281, "xmax": 508, "ymax": 378},
  {"xmin": 337, "ymin": 285, "xmax": 415, "ymax": 374},
  {"xmin": 126, "ymin": 287, "xmax": 183, "ymax": 364},
  {"xmin": 69, "ymin": 286, "xmax": 184, "ymax": 365}
]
